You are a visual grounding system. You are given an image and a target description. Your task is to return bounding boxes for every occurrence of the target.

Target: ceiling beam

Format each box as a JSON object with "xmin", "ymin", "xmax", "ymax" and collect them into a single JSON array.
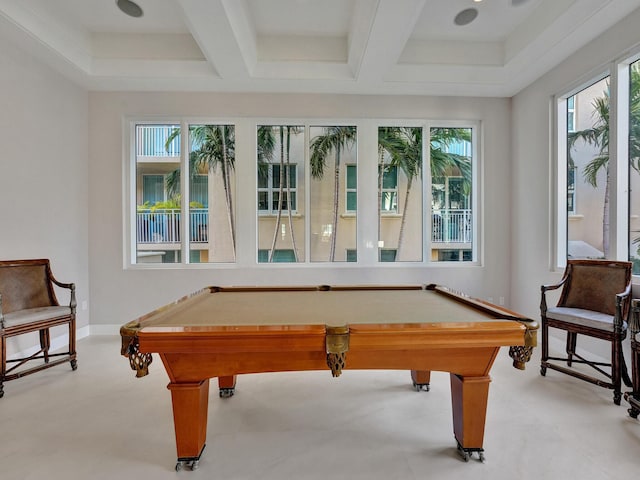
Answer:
[
  {"xmin": 351, "ymin": 0, "xmax": 426, "ymax": 83},
  {"xmin": 177, "ymin": 0, "xmax": 253, "ymax": 80}
]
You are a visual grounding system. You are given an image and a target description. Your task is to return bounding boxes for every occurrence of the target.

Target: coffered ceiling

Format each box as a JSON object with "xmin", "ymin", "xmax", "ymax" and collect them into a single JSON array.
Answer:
[{"xmin": 1, "ymin": 0, "xmax": 639, "ymax": 96}]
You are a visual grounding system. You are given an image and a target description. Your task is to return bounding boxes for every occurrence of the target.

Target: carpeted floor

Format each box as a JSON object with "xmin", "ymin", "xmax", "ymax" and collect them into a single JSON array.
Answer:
[{"xmin": 0, "ymin": 335, "xmax": 638, "ymax": 479}]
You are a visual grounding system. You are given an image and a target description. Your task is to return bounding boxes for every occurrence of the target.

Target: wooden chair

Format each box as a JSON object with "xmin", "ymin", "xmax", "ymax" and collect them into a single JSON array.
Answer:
[
  {"xmin": 624, "ymin": 299, "xmax": 640, "ymax": 418},
  {"xmin": 0, "ymin": 259, "xmax": 77, "ymax": 398},
  {"xmin": 540, "ymin": 259, "xmax": 633, "ymax": 404}
]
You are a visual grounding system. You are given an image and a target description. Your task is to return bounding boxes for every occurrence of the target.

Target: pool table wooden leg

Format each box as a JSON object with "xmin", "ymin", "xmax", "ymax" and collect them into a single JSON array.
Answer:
[
  {"xmin": 450, "ymin": 374, "xmax": 490, "ymax": 461},
  {"xmin": 411, "ymin": 370, "xmax": 431, "ymax": 391},
  {"xmin": 167, "ymin": 380, "xmax": 209, "ymax": 463},
  {"xmin": 218, "ymin": 375, "xmax": 236, "ymax": 397}
]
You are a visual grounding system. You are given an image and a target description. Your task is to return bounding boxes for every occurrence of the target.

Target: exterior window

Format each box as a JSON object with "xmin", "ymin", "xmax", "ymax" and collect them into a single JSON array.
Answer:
[
  {"xmin": 565, "ymin": 77, "xmax": 609, "ymax": 260},
  {"xmin": 258, "ymin": 165, "xmax": 298, "ymax": 213},
  {"xmin": 258, "ymin": 249, "xmax": 296, "ymax": 263},
  {"xmin": 257, "ymin": 125, "xmax": 305, "ymax": 263},
  {"xmin": 142, "ymin": 175, "xmax": 165, "ymax": 205},
  {"xmin": 346, "ymin": 165, "xmax": 357, "ymax": 212},
  {"xmin": 630, "ymin": 60, "xmax": 640, "ymax": 275},
  {"xmin": 380, "ymin": 166, "xmax": 398, "ymax": 213},
  {"xmin": 188, "ymin": 124, "xmax": 235, "ymax": 263},
  {"xmin": 309, "ymin": 126, "xmax": 357, "ymax": 262},
  {"xmin": 567, "ymin": 96, "xmax": 576, "ymax": 132},
  {"xmin": 133, "ymin": 123, "xmax": 236, "ymax": 265},
  {"xmin": 135, "ymin": 124, "xmax": 180, "ymax": 264},
  {"xmin": 567, "ymin": 166, "xmax": 576, "ymax": 214},
  {"xmin": 377, "ymin": 126, "xmax": 423, "ymax": 262},
  {"xmin": 430, "ymin": 127, "xmax": 473, "ymax": 262},
  {"xmin": 129, "ymin": 119, "xmax": 480, "ymax": 267},
  {"xmin": 379, "ymin": 249, "xmax": 397, "ymax": 262}
]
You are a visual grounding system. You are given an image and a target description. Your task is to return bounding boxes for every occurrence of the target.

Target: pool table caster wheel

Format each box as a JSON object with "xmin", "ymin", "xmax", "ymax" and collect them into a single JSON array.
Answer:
[
  {"xmin": 412, "ymin": 381, "xmax": 430, "ymax": 392},
  {"xmin": 175, "ymin": 445, "xmax": 205, "ymax": 471},
  {"xmin": 219, "ymin": 387, "xmax": 235, "ymax": 398},
  {"xmin": 456, "ymin": 442, "xmax": 485, "ymax": 463},
  {"xmin": 175, "ymin": 459, "xmax": 199, "ymax": 471}
]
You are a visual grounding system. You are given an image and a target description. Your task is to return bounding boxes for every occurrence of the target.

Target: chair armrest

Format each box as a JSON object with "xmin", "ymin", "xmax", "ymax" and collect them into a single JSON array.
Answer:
[
  {"xmin": 541, "ymin": 276, "xmax": 568, "ymax": 294},
  {"xmin": 50, "ymin": 275, "xmax": 77, "ymax": 314},
  {"xmin": 613, "ymin": 282, "xmax": 632, "ymax": 332},
  {"xmin": 0, "ymin": 292, "xmax": 4, "ymax": 329},
  {"xmin": 540, "ymin": 276, "xmax": 568, "ymax": 315}
]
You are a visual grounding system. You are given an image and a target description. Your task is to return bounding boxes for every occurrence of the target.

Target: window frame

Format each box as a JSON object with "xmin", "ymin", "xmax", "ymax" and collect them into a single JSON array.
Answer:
[
  {"xmin": 553, "ymin": 51, "xmax": 640, "ymax": 272},
  {"xmin": 124, "ymin": 117, "xmax": 483, "ymax": 268}
]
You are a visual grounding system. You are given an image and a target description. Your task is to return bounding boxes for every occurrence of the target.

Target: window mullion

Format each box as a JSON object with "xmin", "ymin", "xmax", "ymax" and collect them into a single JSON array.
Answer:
[
  {"xmin": 610, "ymin": 61, "xmax": 630, "ymax": 260},
  {"xmin": 180, "ymin": 121, "xmax": 190, "ymax": 264}
]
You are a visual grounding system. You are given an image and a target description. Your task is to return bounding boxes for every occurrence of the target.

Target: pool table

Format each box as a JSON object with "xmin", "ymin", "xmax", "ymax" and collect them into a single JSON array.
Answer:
[{"xmin": 120, "ymin": 284, "xmax": 537, "ymax": 470}]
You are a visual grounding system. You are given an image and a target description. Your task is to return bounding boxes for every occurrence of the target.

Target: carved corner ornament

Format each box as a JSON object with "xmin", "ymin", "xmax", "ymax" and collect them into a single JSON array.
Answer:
[
  {"xmin": 120, "ymin": 323, "xmax": 153, "ymax": 378},
  {"xmin": 509, "ymin": 320, "xmax": 538, "ymax": 370},
  {"xmin": 326, "ymin": 325, "xmax": 350, "ymax": 377}
]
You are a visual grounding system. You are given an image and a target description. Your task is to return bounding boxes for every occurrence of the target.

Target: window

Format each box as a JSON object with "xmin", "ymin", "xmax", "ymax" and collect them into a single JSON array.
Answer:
[
  {"xmin": 257, "ymin": 125, "xmax": 305, "ymax": 263},
  {"xmin": 309, "ymin": 126, "xmax": 357, "ymax": 262},
  {"xmin": 567, "ymin": 96, "xmax": 576, "ymax": 132},
  {"xmin": 258, "ymin": 164, "xmax": 298, "ymax": 213},
  {"xmin": 430, "ymin": 127, "xmax": 474, "ymax": 262},
  {"xmin": 556, "ymin": 54, "xmax": 640, "ymax": 273},
  {"xmin": 258, "ymin": 249, "xmax": 296, "ymax": 263},
  {"xmin": 629, "ymin": 60, "xmax": 640, "ymax": 274},
  {"xmin": 128, "ymin": 119, "xmax": 480, "ymax": 267},
  {"xmin": 346, "ymin": 165, "xmax": 357, "ymax": 212},
  {"xmin": 132, "ymin": 122, "xmax": 236, "ymax": 264},
  {"xmin": 567, "ymin": 166, "xmax": 576, "ymax": 214},
  {"xmin": 380, "ymin": 166, "xmax": 398, "ymax": 213},
  {"xmin": 377, "ymin": 126, "xmax": 424, "ymax": 262},
  {"xmin": 559, "ymin": 77, "xmax": 610, "ymax": 260}
]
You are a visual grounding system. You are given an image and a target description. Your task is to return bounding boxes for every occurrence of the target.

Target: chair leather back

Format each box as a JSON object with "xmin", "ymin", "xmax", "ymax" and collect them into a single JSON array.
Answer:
[
  {"xmin": 559, "ymin": 260, "xmax": 632, "ymax": 316},
  {"xmin": 0, "ymin": 259, "xmax": 57, "ymax": 314}
]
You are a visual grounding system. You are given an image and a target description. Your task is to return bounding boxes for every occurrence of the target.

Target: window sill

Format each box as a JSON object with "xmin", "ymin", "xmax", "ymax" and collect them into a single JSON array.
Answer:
[{"xmin": 258, "ymin": 213, "xmax": 303, "ymax": 218}]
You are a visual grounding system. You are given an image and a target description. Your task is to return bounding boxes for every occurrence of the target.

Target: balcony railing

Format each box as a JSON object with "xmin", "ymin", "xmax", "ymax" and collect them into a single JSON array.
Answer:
[
  {"xmin": 432, "ymin": 209, "xmax": 472, "ymax": 243},
  {"xmin": 136, "ymin": 208, "xmax": 469, "ymax": 246},
  {"xmin": 137, "ymin": 209, "xmax": 208, "ymax": 243},
  {"xmin": 136, "ymin": 125, "xmax": 180, "ymax": 157}
]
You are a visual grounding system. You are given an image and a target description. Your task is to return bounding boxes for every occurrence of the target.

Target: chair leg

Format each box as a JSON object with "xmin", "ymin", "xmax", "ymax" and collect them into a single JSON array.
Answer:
[
  {"xmin": 540, "ymin": 317, "xmax": 549, "ymax": 376},
  {"xmin": 39, "ymin": 328, "xmax": 51, "ymax": 363},
  {"xmin": 612, "ymin": 339, "xmax": 624, "ymax": 405},
  {"xmin": 621, "ymin": 353, "xmax": 632, "ymax": 388},
  {"xmin": 1, "ymin": 336, "xmax": 5, "ymax": 398},
  {"xmin": 566, "ymin": 332, "xmax": 577, "ymax": 367},
  {"xmin": 69, "ymin": 317, "xmax": 77, "ymax": 370}
]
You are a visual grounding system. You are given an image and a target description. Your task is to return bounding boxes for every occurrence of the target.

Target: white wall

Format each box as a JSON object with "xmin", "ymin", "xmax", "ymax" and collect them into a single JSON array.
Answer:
[
  {"xmin": 0, "ymin": 33, "xmax": 89, "ymax": 354},
  {"xmin": 89, "ymin": 93, "xmax": 513, "ymax": 327},
  {"xmin": 511, "ymin": 7, "xmax": 640, "ymax": 320}
]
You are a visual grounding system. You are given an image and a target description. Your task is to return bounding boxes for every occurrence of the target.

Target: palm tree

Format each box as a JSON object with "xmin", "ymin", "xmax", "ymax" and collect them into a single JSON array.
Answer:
[
  {"xmin": 429, "ymin": 128, "xmax": 473, "ymax": 191},
  {"xmin": 165, "ymin": 125, "xmax": 236, "ymax": 258},
  {"xmin": 310, "ymin": 126, "xmax": 357, "ymax": 261}
]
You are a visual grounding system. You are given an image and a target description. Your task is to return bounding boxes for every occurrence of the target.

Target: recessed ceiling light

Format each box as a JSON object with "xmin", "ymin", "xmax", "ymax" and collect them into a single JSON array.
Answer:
[
  {"xmin": 116, "ymin": 0, "xmax": 143, "ymax": 18},
  {"xmin": 454, "ymin": 8, "xmax": 478, "ymax": 26},
  {"xmin": 512, "ymin": 0, "xmax": 531, "ymax": 5}
]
